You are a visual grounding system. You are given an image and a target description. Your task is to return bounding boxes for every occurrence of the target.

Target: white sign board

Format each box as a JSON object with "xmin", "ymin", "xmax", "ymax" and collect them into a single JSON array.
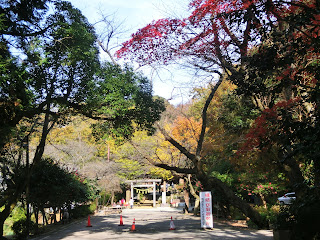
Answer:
[
  {"xmin": 162, "ymin": 192, "xmax": 166, "ymax": 204},
  {"xmin": 200, "ymin": 191, "xmax": 213, "ymax": 229}
]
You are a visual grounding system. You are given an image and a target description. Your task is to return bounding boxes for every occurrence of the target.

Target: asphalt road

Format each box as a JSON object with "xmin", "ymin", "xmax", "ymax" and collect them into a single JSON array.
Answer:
[{"xmin": 31, "ymin": 207, "xmax": 273, "ymax": 240}]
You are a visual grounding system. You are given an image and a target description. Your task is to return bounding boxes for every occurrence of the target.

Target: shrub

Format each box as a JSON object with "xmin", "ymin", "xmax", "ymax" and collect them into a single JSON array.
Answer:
[
  {"xmin": 12, "ymin": 219, "xmax": 37, "ymax": 239},
  {"xmin": 272, "ymin": 205, "xmax": 294, "ymax": 231},
  {"xmin": 247, "ymin": 205, "xmax": 279, "ymax": 229},
  {"xmin": 3, "ymin": 205, "xmax": 26, "ymax": 236},
  {"xmin": 71, "ymin": 203, "xmax": 96, "ymax": 219}
]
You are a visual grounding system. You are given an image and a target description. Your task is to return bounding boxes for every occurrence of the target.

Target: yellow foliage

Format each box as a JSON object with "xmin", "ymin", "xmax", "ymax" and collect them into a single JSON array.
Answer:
[
  {"xmin": 148, "ymin": 167, "xmax": 173, "ymax": 180},
  {"xmin": 171, "ymin": 116, "xmax": 202, "ymax": 153}
]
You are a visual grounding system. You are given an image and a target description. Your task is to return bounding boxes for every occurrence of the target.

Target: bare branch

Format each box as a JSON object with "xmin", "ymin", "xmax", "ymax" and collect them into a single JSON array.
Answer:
[{"xmin": 94, "ymin": 10, "xmax": 128, "ymax": 64}]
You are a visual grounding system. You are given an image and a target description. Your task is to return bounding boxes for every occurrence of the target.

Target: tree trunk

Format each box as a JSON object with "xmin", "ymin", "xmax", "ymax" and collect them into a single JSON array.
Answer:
[
  {"xmin": 194, "ymin": 198, "xmax": 200, "ymax": 216},
  {"xmin": 41, "ymin": 208, "xmax": 48, "ymax": 225},
  {"xmin": 186, "ymin": 175, "xmax": 200, "ymax": 216},
  {"xmin": 183, "ymin": 189, "xmax": 190, "ymax": 213},
  {"xmin": 0, "ymin": 215, "xmax": 6, "ymax": 238},
  {"xmin": 34, "ymin": 206, "xmax": 39, "ymax": 233},
  {"xmin": 53, "ymin": 208, "xmax": 57, "ymax": 224},
  {"xmin": 34, "ymin": 207, "xmax": 39, "ymax": 225},
  {"xmin": 111, "ymin": 191, "xmax": 115, "ymax": 205},
  {"xmin": 258, "ymin": 193, "xmax": 267, "ymax": 209},
  {"xmin": 0, "ymin": 201, "xmax": 17, "ymax": 237}
]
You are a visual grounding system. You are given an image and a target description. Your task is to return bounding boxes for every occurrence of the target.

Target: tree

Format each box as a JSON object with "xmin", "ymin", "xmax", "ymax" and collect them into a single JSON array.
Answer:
[
  {"xmin": 236, "ymin": 4, "xmax": 320, "ymax": 235},
  {"xmin": 0, "ymin": 1, "xmax": 165, "ymax": 236},
  {"xmin": 238, "ymin": 13, "xmax": 320, "ymax": 187},
  {"xmin": 0, "ymin": 1, "xmax": 100, "ymax": 235},
  {"xmin": 116, "ymin": 0, "xmax": 319, "ymax": 228}
]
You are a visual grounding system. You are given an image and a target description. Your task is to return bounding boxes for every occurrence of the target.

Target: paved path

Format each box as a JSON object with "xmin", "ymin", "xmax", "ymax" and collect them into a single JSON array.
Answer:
[{"xmin": 32, "ymin": 208, "xmax": 273, "ymax": 240}]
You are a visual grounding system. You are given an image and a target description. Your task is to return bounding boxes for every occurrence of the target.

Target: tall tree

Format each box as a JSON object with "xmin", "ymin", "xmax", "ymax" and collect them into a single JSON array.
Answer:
[
  {"xmin": 116, "ymin": 0, "xmax": 319, "ymax": 228},
  {"xmin": 0, "ymin": 1, "xmax": 100, "ymax": 235},
  {"xmin": 1, "ymin": 1, "xmax": 165, "ymax": 235}
]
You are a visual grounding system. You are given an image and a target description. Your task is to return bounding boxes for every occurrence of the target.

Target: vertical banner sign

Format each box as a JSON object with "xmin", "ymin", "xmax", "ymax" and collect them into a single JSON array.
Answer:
[{"xmin": 200, "ymin": 191, "xmax": 213, "ymax": 229}]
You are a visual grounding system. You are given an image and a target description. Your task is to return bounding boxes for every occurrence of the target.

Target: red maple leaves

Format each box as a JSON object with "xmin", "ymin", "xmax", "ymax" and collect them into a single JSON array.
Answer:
[
  {"xmin": 115, "ymin": 19, "xmax": 186, "ymax": 65},
  {"xmin": 115, "ymin": 0, "xmax": 296, "ymax": 68},
  {"xmin": 241, "ymin": 98, "xmax": 302, "ymax": 152}
]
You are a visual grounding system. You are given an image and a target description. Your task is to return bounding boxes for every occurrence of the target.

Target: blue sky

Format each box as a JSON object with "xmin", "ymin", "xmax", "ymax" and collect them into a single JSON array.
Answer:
[{"xmin": 68, "ymin": 0, "xmax": 192, "ymax": 105}]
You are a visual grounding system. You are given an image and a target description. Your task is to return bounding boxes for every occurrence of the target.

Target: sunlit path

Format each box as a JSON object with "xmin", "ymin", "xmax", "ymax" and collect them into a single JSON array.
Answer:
[{"xmin": 32, "ymin": 208, "xmax": 273, "ymax": 240}]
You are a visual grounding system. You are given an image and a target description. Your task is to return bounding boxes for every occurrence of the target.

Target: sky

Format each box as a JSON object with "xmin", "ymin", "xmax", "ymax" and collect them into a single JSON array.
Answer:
[{"xmin": 68, "ymin": 0, "xmax": 193, "ymax": 105}]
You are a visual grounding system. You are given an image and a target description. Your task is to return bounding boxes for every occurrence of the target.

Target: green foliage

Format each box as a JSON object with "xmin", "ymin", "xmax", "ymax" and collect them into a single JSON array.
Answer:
[
  {"xmin": 0, "ymin": 0, "xmax": 164, "ymax": 237},
  {"xmin": 26, "ymin": 1, "xmax": 99, "ymax": 105},
  {"xmin": 207, "ymin": 155, "xmax": 234, "ymax": 175},
  {"xmin": 71, "ymin": 203, "xmax": 96, "ymax": 219},
  {"xmin": 11, "ymin": 219, "xmax": 37, "ymax": 239},
  {"xmin": 90, "ymin": 63, "xmax": 165, "ymax": 142},
  {"xmin": 248, "ymin": 205, "xmax": 280, "ymax": 229},
  {"xmin": 3, "ymin": 205, "xmax": 26, "ymax": 236},
  {"xmin": 8, "ymin": 206, "xmax": 25, "ymax": 225},
  {"xmin": 218, "ymin": 93, "xmax": 259, "ymax": 132},
  {"xmin": 0, "ymin": 0, "xmax": 49, "ymax": 36},
  {"xmin": 210, "ymin": 172, "xmax": 234, "ymax": 187},
  {"xmin": 29, "ymin": 158, "xmax": 94, "ymax": 209}
]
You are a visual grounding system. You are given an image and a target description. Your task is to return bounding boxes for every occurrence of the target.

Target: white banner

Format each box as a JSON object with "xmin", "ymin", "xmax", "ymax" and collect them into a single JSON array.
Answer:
[
  {"xmin": 200, "ymin": 191, "xmax": 213, "ymax": 229},
  {"xmin": 162, "ymin": 192, "xmax": 166, "ymax": 204}
]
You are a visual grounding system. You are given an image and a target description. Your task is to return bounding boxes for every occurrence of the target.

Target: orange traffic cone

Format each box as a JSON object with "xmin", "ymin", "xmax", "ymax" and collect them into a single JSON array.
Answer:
[
  {"xmin": 130, "ymin": 218, "xmax": 136, "ymax": 231},
  {"xmin": 169, "ymin": 216, "xmax": 176, "ymax": 230},
  {"xmin": 86, "ymin": 215, "xmax": 92, "ymax": 227},
  {"xmin": 119, "ymin": 215, "xmax": 124, "ymax": 226}
]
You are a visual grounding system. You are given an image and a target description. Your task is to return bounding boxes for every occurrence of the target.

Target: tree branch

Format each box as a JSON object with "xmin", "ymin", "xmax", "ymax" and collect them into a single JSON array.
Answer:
[
  {"xmin": 196, "ymin": 76, "xmax": 223, "ymax": 156},
  {"xmin": 154, "ymin": 163, "xmax": 195, "ymax": 174},
  {"xmin": 156, "ymin": 123, "xmax": 198, "ymax": 165}
]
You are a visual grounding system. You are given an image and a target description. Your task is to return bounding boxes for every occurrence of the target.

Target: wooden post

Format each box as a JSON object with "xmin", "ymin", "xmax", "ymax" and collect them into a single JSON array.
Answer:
[{"xmin": 126, "ymin": 190, "xmax": 131, "ymax": 203}]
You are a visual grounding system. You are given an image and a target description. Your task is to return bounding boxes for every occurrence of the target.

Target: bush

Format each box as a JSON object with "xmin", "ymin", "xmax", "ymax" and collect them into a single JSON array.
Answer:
[
  {"xmin": 71, "ymin": 203, "xmax": 96, "ymax": 219},
  {"xmin": 3, "ymin": 205, "xmax": 26, "ymax": 236},
  {"xmin": 247, "ymin": 205, "xmax": 279, "ymax": 229},
  {"xmin": 12, "ymin": 219, "xmax": 37, "ymax": 239}
]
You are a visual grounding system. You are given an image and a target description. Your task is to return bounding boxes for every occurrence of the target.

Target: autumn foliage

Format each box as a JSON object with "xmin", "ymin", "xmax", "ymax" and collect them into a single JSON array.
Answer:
[
  {"xmin": 117, "ymin": 0, "xmax": 318, "ymax": 69},
  {"xmin": 241, "ymin": 98, "xmax": 302, "ymax": 152},
  {"xmin": 116, "ymin": 0, "xmax": 320, "ymax": 231}
]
